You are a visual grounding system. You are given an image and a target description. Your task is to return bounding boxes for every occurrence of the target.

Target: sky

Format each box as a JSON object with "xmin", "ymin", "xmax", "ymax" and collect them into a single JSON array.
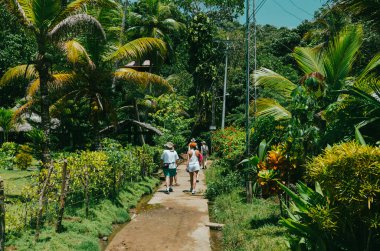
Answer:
[{"xmin": 240, "ymin": 0, "xmax": 329, "ymax": 28}]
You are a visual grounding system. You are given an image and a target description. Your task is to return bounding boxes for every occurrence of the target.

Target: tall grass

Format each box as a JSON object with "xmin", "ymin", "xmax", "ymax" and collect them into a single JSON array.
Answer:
[
  {"xmin": 6, "ymin": 177, "xmax": 159, "ymax": 250},
  {"xmin": 206, "ymin": 161, "xmax": 288, "ymax": 251},
  {"xmin": 210, "ymin": 190, "xmax": 289, "ymax": 251}
]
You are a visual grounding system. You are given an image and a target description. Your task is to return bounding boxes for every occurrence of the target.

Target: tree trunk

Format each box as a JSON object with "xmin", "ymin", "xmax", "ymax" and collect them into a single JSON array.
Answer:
[
  {"xmin": 35, "ymin": 161, "xmax": 54, "ymax": 241},
  {"xmin": 56, "ymin": 160, "xmax": 70, "ymax": 233},
  {"xmin": 36, "ymin": 39, "xmax": 51, "ymax": 168},
  {"xmin": 134, "ymin": 100, "xmax": 145, "ymax": 145},
  {"xmin": 0, "ymin": 178, "xmax": 5, "ymax": 251}
]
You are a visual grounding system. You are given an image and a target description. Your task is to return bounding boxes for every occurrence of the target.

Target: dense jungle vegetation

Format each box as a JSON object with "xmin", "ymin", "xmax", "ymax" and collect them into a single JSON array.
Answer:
[{"xmin": 0, "ymin": 0, "xmax": 379, "ymax": 250}]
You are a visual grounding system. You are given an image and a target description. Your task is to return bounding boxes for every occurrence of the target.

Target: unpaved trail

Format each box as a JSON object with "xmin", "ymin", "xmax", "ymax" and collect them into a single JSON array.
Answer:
[{"xmin": 106, "ymin": 163, "xmax": 211, "ymax": 251}]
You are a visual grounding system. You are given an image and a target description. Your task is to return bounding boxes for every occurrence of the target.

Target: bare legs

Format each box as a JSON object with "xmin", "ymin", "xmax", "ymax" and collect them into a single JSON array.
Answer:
[
  {"xmin": 189, "ymin": 171, "xmax": 199, "ymax": 194},
  {"xmin": 202, "ymin": 158, "xmax": 207, "ymax": 169},
  {"xmin": 165, "ymin": 175, "xmax": 173, "ymax": 193}
]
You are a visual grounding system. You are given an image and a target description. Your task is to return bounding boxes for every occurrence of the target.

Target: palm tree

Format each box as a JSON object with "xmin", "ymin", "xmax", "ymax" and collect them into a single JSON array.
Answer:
[
  {"xmin": 0, "ymin": 108, "xmax": 14, "ymax": 142},
  {"xmin": 342, "ymin": 79, "xmax": 380, "ymax": 143},
  {"xmin": 127, "ymin": 0, "xmax": 183, "ymax": 51},
  {"xmin": 253, "ymin": 25, "xmax": 380, "ymax": 121},
  {"xmin": 51, "ymin": 5, "xmax": 170, "ymax": 145},
  {"xmin": 0, "ymin": 0, "xmax": 117, "ymax": 165}
]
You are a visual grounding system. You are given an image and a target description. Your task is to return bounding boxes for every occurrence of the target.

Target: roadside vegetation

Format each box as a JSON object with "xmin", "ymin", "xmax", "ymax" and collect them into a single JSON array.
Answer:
[{"xmin": 0, "ymin": 0, "xmax": 380, "ymax": 250}]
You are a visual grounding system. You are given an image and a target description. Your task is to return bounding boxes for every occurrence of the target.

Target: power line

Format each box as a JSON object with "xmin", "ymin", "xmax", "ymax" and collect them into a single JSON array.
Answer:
[
  {"xmin": 272, "ymin": 0, "xmax": 304, "ymax": 22},
  {"xmin": 248, "ymin": 0, "xmax": 268, "ymax": 22},
  {"xmin": 289, "ymin": 0, "xmax": 313, "ymax": 17},
  {"xmin": 256, "ymin": 0, "xmax": 268, "ymax": 14}
]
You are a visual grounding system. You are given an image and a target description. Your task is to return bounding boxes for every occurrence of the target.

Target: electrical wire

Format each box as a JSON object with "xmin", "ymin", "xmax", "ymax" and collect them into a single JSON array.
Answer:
[
  {"xmin": 289, "ymin": 0, "xmax": 313, "ymax": 17},
  {"xmin": 248, "ymin": 0, "xmax": 268, "ymax": 22},
  {"xmin": 272, "ymin": 0, "xmax": 304, "ymax": 22}
]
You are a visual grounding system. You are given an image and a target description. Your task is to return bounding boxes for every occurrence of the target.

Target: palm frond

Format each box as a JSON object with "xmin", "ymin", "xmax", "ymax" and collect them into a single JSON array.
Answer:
[
  {"xmin": 324, "ymin": 25, "xmax": 363, "ymax": 90},
  {"xmin": 26, "ymin": 73, "xmax": 76, "ymax": 97},
  {"xmin": 26, "ymin": 79, "xmax": 40, "ymax": 97},
  {"xmin": 62, "ymin": 40, "xmax": 95, "ymax": 68},
  {"xmin": 344, "ymin": 84, "xmax": 380, "ymax": 110},
  {"xmin": 105, "ymin": 37, "xmax": 167, "ymax": 62},
  {"xmin": 162, "ymin": 18, "xmax": 184, "ymax": 32},
  {"xmin": 357, "ymin": 53, "xmax": 380, "ymax": 81},
  {"xmin": 293, "ymin": 47, "xmax": 324, "ymax": 75},
  {"xmin": 152, "ymin": 27, "xmax": 165, "ymax": 38},
  {"xmin": 253, "ymin": 98, "xmax": 292, "ymax": 121},
  {"xmin": 49, "ymin": 73, "xmax": 76, "ymax": 90},
  {"xmin": 254, "ymin": 68, "xmax": 297, "ymax": 100},
  {"xmin": 49, "ymin": 14, "xmax": 106, "ymax": 41},
  {"xmin": 52, "ymin": 0, "xmax": 120, "ymax": 27},
  {"xmin": 30, "ymin": 0, "xmax": 61, "ymax": 28},
  {"xmin": 0, "ymin": 64, "xmax": 37, "ymax": 86},
  {"xmin": 114, "ymin": 68, "xmax": 172, "ymax": 92},
  {"xmin": 2, "ymin": 0, "xmax": 33, "ymax": 28},
  {"xmin": 13, "ymin": 99, "xmax": 34, "ymax": 121},
  {"xmin": 166, "ymin": 71, "xmax": 193, "ymax": 87}
]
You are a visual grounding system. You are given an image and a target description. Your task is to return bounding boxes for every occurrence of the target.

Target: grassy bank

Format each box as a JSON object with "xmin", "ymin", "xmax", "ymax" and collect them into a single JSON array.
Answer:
[
  {"xmin": 206, "ymin": 161, "xmax": 288, "ymax": 251},
  {"xmin": 6, "ymin": 177, "xmax": 159, "ymax": 251},
  {"xmin": 0, "ymin": 169, "xmax": 36, "ymax": 196}
]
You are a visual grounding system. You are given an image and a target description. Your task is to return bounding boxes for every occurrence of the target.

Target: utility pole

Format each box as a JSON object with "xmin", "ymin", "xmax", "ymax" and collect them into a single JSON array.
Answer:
[
  {"xmin": 210, "ymin": 83, "xmax": 216, "ymax": 131},
  {"xmin": 221, "ymin": 38, "xmax": 231, "ymax": 130},
  {"xmin": 253, "ymin": 0, "xmax": 258, "ymax": 116},
  {"xmin": 245, "ymin": 0, "xmax": 250, "ymax": 157}
]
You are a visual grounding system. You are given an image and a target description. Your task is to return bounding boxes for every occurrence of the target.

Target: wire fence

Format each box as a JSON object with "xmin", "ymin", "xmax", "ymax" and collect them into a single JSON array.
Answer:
[{"xmin": 3, "ymin": 145, "xmax": 161, "ymax": 235}]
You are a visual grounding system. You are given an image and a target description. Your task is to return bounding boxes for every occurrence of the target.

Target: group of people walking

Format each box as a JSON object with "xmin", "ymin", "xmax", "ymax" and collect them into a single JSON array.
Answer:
[{"xmin": 160, "ymin": 138, "xmax": 209, "ymax": 195}]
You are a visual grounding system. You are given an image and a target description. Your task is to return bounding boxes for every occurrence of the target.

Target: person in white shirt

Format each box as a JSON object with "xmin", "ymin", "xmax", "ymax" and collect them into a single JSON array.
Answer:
[{"xmin": 161, "ymin": 142, "xmax": 179, "ymax": 194}]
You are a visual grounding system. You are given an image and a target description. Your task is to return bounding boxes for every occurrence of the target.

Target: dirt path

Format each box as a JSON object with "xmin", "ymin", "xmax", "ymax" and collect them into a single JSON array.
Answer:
[{"xmin": 106, "ymin": 163, "xmax": 211, "ymax": 251}]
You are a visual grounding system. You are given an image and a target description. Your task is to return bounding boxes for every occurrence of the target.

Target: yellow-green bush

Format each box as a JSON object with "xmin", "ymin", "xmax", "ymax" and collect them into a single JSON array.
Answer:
[
  {"xmin": 305, "ymin": 142, "xmax": 380, "ymax": 250},
  {"xmin": 306, "ymin": 142, "xmax": 380, "ymax": 207},
  {"xmin": 15, "ymin": 145, "xmax": 33, "ymax": 170}
]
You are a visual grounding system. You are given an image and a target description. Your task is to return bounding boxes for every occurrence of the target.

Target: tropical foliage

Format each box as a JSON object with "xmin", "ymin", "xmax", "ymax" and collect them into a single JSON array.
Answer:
[{"xmin": 1, "ymin": 0, "xmax": 380, "ymax": 250}]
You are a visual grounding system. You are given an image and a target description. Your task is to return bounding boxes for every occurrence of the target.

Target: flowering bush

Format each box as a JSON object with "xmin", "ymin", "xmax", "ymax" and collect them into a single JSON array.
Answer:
[
  {"xmin": 212, "ymin": 127, "xmax": 245, "ymax": 165},
  {"xmin": 257, "ymin": 144, "xmax": 293, "ymax": 197}
]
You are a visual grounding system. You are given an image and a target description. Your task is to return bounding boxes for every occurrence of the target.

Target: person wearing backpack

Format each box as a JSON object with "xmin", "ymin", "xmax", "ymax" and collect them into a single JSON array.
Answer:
[
  {"xmin": 186, "ymin": 142, "xmax": 201, "ymax": 195},
  {"xmin": 161, "ymin": 142, "xmax": 179, "ymax": 194}
]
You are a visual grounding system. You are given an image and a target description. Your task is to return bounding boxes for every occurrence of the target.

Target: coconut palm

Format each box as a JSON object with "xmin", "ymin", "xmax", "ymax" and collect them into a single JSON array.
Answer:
[
  {"xmin": 127, "ymin": 0, "xmax": 183, "ymax": 50},
  {"xmin": 50, "ymin": 5, "xmax": 170, "ymax": 145},
  {"xmin": 0, "ymin": 0, "xmax": 119, "ymax": 165},
  {"xmin": 253, "ymin": 25, "xmax": 380, "ymax": 120}
]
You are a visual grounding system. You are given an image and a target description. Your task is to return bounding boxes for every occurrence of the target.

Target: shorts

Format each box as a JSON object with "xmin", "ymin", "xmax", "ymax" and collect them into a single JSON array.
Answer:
[
  {"xmin": 163, "ymin": 168, "xmax": 177, "ymax": 177},
  {"xmin": 187, "ymin": 163, "xmax": 200, "ymax": 173}
]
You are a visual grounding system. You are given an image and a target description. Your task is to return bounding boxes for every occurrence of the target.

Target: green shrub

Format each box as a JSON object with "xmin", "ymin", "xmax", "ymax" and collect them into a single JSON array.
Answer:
[
  {"xmin": 305, "ymin": 142, "xmax": 380, "ymax": 250},
  {"xmin": 15, "ymin": 145, "xmax": 33, "ymax": 170},
  {"xmin": 1, "ymin": 142, "xmax": 17, "ymax": 155},
  {"xmin": 0, "ymin": 151, "xmax": 14, "ymax": 169},
  {"xmin": 205, "ymin": 160, "xmax": 242, "ymax": 200},
  {"xmin": 211, "ymin": 127, "xmax": 245, "ymax": 165}
]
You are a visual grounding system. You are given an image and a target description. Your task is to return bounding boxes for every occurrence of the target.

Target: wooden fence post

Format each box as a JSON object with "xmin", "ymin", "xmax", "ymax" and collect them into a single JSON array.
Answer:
[
  {"xmin": 35, "ymin": 161, "xmax": 54, "ymax": 241},
  {"xmin": 56, "ymin": 159, "xmax": 70, "ymax": 232},
  {"xmin": 0, "ymin": 178, "xmax": 5, "ymax": 251},
  {"xmin": 246, "ymin": 180, "xmax": 253, "ymax": 203},
  {"xmin": 85, "ymin": 167, "xmax": 89, "ymax": 218}
]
